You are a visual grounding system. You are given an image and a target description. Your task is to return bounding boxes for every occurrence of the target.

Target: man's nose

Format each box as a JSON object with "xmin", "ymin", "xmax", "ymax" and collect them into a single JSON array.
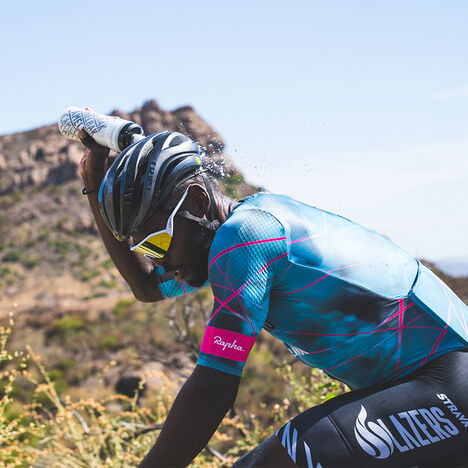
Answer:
[{"xmin": 150, "ymin": 256, "xmax": 165, "ymax": 267}]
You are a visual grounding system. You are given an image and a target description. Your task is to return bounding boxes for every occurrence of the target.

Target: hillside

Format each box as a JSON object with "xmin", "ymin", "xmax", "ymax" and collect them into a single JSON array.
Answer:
[{"xmin": 0, "ymin": 99, "xmax": 256, "ymax": 312}]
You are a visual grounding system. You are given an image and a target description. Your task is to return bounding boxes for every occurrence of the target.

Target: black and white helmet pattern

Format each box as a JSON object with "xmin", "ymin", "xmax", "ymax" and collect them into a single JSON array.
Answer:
[{"xmin": 98, "ymin": 131, "xmax": 203, "ymax": 240}]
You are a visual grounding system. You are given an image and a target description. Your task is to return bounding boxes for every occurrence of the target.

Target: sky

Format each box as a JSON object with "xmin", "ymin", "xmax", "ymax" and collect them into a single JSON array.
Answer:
[{"xmin": 1, "ymin": 0, "xmax": 467, "ymax": 265}]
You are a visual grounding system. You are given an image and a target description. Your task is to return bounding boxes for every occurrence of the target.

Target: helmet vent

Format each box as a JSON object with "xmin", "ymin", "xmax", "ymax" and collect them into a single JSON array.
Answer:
[{"xmin": 167, "ymin": 134, "xmax": 187, "ymax": 147}]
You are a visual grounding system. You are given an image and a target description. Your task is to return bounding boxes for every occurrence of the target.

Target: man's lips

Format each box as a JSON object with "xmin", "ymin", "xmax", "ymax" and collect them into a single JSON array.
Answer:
[
  {"xmin": 173, "ymin": 270, "xmax": 184, "ymax": 281},
  {"xmin": 165, "ymin": 266, "xmax": 185, "ymax": 281}
]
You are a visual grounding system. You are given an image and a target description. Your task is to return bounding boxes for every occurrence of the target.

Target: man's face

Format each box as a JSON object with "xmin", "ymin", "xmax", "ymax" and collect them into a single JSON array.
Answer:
[{"xmin": 131, "ymin": 210, "xmax": 214, "ymax": 288}]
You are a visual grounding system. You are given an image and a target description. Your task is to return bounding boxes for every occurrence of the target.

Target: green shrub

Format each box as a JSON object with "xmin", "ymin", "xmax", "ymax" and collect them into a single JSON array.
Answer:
[
  {"xmin": 49, "ymin": 316, "xmax": 87, "ymax": 338},
  {"xmin": 46, "ymin": 369, "xmax": 67, "ymax": 392},
  {"xmin": 101, "ymin": 258, "xmax": 115, "ymax": 269},
  {"xmin": 24, "ymin": 238, "xmax": 37, "ymax": 248},
  {"xmin": 84, "ymin": 291, "xmax": 108, "ymax": 300},
  {"xmin": 0, "ymin": 266, "xmax": 11, "ymax": 278},
  {"xmin": 112, "ymin": 298, "xmax": 137, "ymax": 317},
  {"xmin": 23, "ymin": 256, "xmax": 41, "ymax": 269},
  {"xmin": 3, "ymin": 250, "xmax": 21, "ymax": 262},
  {"xmin": 79, "ymin": 270, "xmax": 100, "ymax": 282},
  {"xmin": 98, "ymin": 279, "xmax": 117, "ymax": 289},
  {"xmin": 99, "ymin": 335, "xmax": 119, "ymax": 350},
  {"xmin": 51, "ymin": 238, "xmax": 73, "ymax": 256},
  {"xmin": 37, "ymin": 228, "xmax": 51, "ymax": 241},
  {"xmin": 56, "ymin": 358, "xmax": 76, "ymax": 371}
]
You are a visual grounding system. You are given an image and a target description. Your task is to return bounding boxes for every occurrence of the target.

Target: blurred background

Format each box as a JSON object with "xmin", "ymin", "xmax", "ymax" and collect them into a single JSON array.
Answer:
[
  {"xmin": 1, "ymin": 0, "xmax": 467, "ymax": 269},
  {"xmin": 0, "ymin": 4, "xmax": 467, "ymax": 463}
]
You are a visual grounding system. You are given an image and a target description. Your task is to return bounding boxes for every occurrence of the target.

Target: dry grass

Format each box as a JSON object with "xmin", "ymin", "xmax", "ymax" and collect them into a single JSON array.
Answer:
[{"xmin": 0, "ymin": 311, "xmax": 344, "ymax": 467}]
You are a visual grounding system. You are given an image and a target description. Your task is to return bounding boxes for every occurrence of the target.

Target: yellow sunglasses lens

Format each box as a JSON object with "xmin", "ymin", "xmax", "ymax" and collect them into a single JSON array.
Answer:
[{"xmin": 133, "ymin": 231, "xmax": 172, "ymax": 259}]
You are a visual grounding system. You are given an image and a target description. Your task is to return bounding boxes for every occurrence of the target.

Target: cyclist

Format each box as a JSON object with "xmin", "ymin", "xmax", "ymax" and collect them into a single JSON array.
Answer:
[{"xmin": 79, "ymin": 129, "xmax": 468, "ymax": 467}]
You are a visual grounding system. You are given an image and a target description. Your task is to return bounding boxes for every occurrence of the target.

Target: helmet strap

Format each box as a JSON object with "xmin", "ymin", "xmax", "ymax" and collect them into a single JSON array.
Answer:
[
  {"xmin": 176, "ymin": 172, "xmax": 221, "ymax": 231},
  {"xmin": 201, "ymin": 171, "xmax": 222, "ymax": 230},
  {"xmin": 177, "ymin": 210, "xmax": 220, "ymax": 231}
]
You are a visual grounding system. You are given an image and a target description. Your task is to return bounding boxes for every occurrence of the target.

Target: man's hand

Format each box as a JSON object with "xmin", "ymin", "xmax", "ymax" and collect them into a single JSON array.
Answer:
[{"xmin": 78, "ymin": 130, "xmax": 112, "ymax": 192}]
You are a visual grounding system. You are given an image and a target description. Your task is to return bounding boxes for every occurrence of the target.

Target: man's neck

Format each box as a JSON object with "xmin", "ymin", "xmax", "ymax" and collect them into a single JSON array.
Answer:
[{"xmin": 215, "ymin": 193, "xmax": 238, "ymax": 224}]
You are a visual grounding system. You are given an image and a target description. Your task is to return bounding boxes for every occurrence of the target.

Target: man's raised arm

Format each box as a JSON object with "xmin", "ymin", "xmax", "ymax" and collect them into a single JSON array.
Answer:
[{"xmin": 78, "ymin": 131, "xmax": 164, "ymax": 302}]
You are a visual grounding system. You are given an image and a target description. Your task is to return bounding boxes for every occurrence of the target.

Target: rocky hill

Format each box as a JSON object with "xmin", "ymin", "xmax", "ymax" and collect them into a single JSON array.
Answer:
[
  {"xmin": 0, "ymin": 99, "xmax": 241, "ymax": 195},
  {"xmin": 0, "ymin": 99, "xmax": 255, "ymax": 309}
]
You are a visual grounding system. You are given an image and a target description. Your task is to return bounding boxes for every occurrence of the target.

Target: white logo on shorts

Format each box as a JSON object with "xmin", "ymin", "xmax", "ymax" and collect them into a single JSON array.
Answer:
[{"xmin": 354, "ymin": 404, "xmax": 459, "ymax": 460}]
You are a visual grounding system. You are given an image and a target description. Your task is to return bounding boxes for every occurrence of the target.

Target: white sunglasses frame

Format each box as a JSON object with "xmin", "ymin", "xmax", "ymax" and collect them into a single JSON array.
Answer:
[{"xmin": 130, "ymin": 187, "xmax": 190, "ymax": 259}]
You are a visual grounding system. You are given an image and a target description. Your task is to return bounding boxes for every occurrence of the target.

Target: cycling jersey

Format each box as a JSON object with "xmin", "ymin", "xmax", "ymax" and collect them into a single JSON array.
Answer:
[{"xmin": 158, "ymin": 193, "xmax": 468, "ymax": 390}]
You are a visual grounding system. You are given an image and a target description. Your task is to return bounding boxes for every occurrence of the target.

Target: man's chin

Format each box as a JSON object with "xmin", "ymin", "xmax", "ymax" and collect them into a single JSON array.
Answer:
[{"xmin": 185, "ymin": 272, "xmax": 208, "ymax": 288}]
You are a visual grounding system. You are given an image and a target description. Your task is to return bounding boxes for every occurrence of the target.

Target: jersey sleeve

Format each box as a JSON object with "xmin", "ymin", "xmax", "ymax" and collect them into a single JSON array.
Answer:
[
  {"xmin": 198, "ymin": 208, "xmax": 288, "ymax": 376},
  {"xmin": 156, "ymin": 266, "xmax": 209, "ymax": 298}
]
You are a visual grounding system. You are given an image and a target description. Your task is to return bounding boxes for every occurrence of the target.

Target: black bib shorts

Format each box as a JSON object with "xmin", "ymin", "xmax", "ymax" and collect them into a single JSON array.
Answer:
[{"xmin": 276, "ymin": 350, "xmax": 468, "ymax": 467}]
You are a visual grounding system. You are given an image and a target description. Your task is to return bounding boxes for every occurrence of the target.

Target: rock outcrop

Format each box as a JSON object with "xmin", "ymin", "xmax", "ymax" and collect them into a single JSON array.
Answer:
[{"xmin": 0, "ymin": 99, "xmax": 225, "ymax": 195}]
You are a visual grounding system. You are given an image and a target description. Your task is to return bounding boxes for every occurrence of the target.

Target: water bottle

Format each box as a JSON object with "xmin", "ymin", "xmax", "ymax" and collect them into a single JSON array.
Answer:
[{"xmin": 58, "ymin": 106, "xmax": 145, "ymax": 152}]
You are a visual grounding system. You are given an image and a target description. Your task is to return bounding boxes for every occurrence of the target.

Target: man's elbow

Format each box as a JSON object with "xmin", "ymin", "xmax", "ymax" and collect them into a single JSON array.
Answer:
[{"xmin": 130, "ymin": 284, "xmax": 163, "ymax": 303}]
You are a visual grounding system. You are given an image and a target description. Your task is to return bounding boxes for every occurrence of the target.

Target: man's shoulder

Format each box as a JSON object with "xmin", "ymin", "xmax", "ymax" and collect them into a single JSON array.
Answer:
[
  {"xmin": 218, "ymin": 194, "xmax": 286, "ymax": 236},
  {"xmin": 208, "ymin": 196, "xmax": 288, "ymax": 266},
  {"xmin": 221, "ymin": 192, "xmax": 319, "ymax": 232}
]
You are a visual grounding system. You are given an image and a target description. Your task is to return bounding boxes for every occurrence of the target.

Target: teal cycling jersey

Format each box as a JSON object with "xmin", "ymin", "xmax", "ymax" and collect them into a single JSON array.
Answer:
[{"xmin": 157, "ymin": 193, "xmax": 468, "ymax": 390}]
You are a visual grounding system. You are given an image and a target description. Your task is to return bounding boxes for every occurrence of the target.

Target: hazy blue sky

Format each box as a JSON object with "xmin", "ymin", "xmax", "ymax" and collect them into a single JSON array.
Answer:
[{"xmin": 1, "ymin": 1, "xmax": 467, "ymax": 262}]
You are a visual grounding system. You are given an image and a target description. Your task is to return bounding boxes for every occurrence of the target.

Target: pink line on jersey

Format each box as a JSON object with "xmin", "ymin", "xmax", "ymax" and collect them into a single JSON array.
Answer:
[
  {"xmin": 319, "ymin": 313, "xmax": 431, "ymax": 373},
  {"xmin": 209, "ymin": 251, "xmax": 288, "ymax": 332},
  {"xmin": 441, "ymin": 282, "xmax": 467, "ymax": 335},
  {"xmin": 400, "ymin": 313, "xmax": 427, "ymax": 328},
  {"xmin": 377, "ymin": 301, "xmax": 415, "ymax": 327},
  {"xmin": 273, "ymin": 254, "xmax": 396, "ymax": 296},
  {"xmin": 214, "ymin": 291, "xmax": 254, "ymax": 329},
  {"xmin": 272, "ymin": 274, "xmax": 329, "ymax": 296},
  {"xmin": 279, "ymin": 324, "xmax": 443, "ymax": 337},
  {"xmin": 208, "ymin": 236, "xmax": 287, "ymax": 269},
  {"xmin": 214, "ymin": 263, "xmax": 253, "ymax": 323},
  {"xmin": 295, "ymin": 346, "xmax": 334, "ymax": 356},
  {"xmin": 287, "ymin": 234, "xmax": 319, "ymax": 245},
  {"xmin": 257, "ymin": 253, "xmax": 288, "ymax": 273},
  {"xmin": 420, "ymin": 325, "xmax": 449, "ymax": 366},
  {"xmin": 212, "ymin": 286, "xmax": 247, "ymax": 312},
  {"xmin": 210, "ymin": 262, "xmax": 252, "ymax": 325},
  {"xmin": 431, "ymin": 325, "xmax": 449, "ymax": 354},
  {"xmin": 212, "ymin": 295, "xmax": 254, "ymax": 327},
  {"xmin": 214, "ymin": 263, "xmax": 233, "ymax": 287},
  {"xmin": 210, "ymin": 281, "xmax": 255, "ymax": 321},
  {"xmin": 395, "ymin": 299, "xmax": 405, "ymax": 374},
  {"xmin": 323, "ymin": 331, "xmax": 395, "ymax": 372},
  {"xmin": 212, "ymin": 264, "xmax": 249, "ymax": 318},
  {"xmin": 281, "ymin": 309, "xmax": 440, "ymax": 373},
  {"xmin": 212, "ymin": 283, "xmax": 256, "ymax": 332},
  {"xmin": 210, "ymin": 282, "xmax": 237, "ymax": 294}
]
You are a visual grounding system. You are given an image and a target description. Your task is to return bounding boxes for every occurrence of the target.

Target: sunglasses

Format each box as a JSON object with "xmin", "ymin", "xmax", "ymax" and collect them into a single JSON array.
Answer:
[{"xmin": 130, "ymin": 188, "xmax": 189, "ymax": 260}]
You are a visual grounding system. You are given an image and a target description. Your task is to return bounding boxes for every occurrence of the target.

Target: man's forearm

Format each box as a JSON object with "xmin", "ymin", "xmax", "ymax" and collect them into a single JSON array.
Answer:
[
  {"xmin": 85, "ymin": 191, "xmax": 164, "ymax": 302},
  {"xmin": 140, "ymin": 366, "xmax": 240, "ymax": 467},
  {"xmin": 79, "ymin": 135, "xmax": 164, "ymax": 302}
]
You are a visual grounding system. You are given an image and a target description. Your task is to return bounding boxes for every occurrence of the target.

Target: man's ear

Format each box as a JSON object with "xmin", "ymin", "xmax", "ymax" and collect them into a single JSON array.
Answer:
[{"xmin": 186, "ymin": 184, "xmax": 210, "ymax": 217}]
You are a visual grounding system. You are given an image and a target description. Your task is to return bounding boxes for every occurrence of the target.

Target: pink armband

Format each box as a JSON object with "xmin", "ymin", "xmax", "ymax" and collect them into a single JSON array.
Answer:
[{"xmin": 200, "ymin": 326, "xmax": 256, "ymax": 362}]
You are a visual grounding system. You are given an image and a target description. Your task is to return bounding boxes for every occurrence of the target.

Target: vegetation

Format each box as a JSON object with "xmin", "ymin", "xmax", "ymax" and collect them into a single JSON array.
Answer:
[{"xmin": 0, "ymin": 308, "xmax": 345, "ymax": 467}]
